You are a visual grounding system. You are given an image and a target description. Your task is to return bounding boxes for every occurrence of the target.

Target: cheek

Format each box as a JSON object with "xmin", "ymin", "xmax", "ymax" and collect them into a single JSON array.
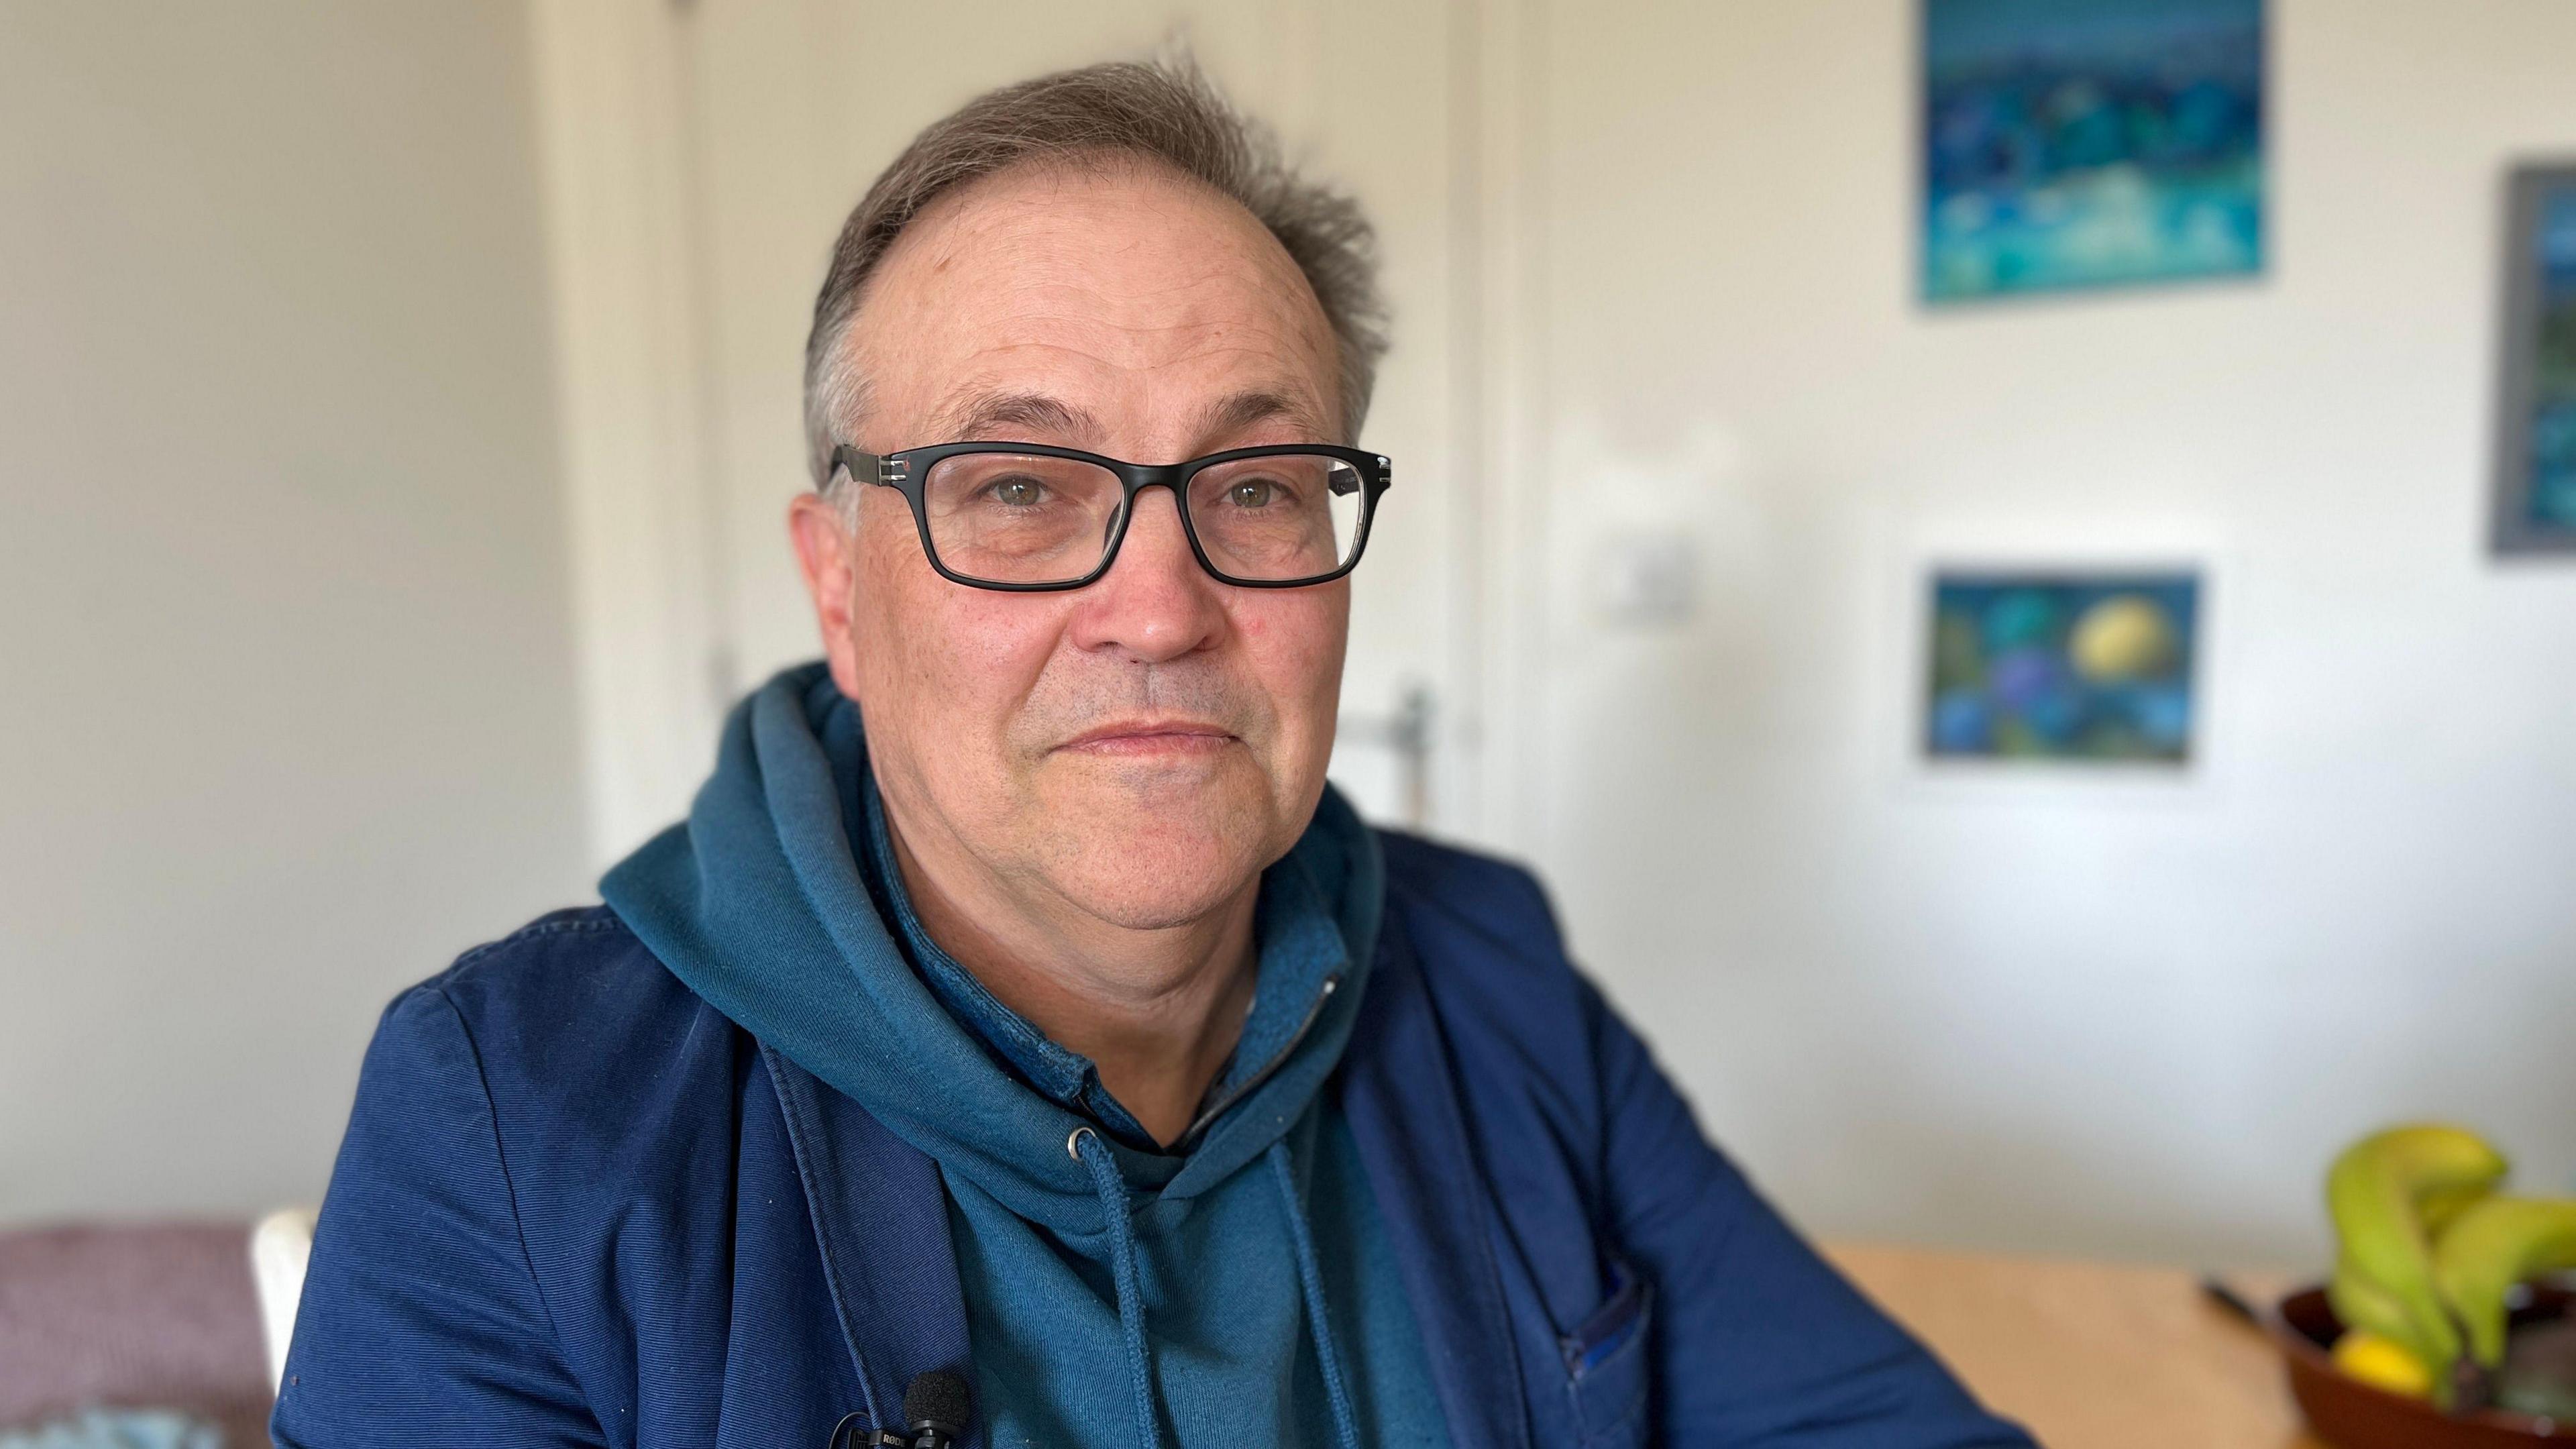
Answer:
[
  {"xmin": 1232, "ymin": 590, "xmax": 1349, "ymax": 729},
  {"xmin": 854, "ymin": 535, "xmax": 1064, "ymax": 746},
  {"xmin": 936, "ymin": 598, "xmax": 1065, "ymax": 708}
]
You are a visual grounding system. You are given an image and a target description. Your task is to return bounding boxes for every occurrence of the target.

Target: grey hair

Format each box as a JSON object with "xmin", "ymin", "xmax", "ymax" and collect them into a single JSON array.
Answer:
[{"xmin": 802, "ymin": 56, "xmax": 1389, "ymax": 513}]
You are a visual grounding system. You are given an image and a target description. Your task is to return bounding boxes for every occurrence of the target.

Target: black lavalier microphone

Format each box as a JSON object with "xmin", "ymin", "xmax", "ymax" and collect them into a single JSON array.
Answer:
[
  {"xmin": 902, "ymin": 1369, "xmax": 973, "ymax": 1448},
  {"xmin": 823, "ymin": 1370, "xmax": 974, "ymax": 1449}
]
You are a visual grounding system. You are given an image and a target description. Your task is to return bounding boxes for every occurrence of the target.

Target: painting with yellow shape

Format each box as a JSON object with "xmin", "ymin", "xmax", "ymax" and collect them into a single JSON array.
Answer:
[{"xmin": 1925, "ymin": 571, "xmax": 2200, "ymax": 763}]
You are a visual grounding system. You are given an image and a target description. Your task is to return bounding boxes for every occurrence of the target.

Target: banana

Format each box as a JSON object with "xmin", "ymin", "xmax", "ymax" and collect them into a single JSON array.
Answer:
[
  {"xmin": 2326, "ymin": 1124, "xmax": 2510, "ymax": 1382},
  {"xmin": 2432, "ymin": 1195, "xmax": 2576, "ymax": 1369},
  {"xmin": 2332, "ymin": 1329, "xmax": 2436, "ymax": 1399},
  {"xmin": 2421, "ymin": 1180, "xmax": 2498, "ymax": 1238},
  {"xmin": 2332, "ymin": 1252, "xmax": 2434, "ymax": 1362}
]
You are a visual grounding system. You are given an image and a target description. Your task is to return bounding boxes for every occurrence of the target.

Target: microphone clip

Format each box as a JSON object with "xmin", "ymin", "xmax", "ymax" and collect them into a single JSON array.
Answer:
[
  {"xmin": 824, "ymin": 1368, "xmax": 972, "ymax": 1449},
  {"xmin": 821, "ymin": 1416, "xmax": 912, "ymax": 1448}
]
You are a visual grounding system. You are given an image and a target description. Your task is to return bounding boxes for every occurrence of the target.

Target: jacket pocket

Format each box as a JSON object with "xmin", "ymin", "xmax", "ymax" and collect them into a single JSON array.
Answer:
[{"xmin": 1560, "ymin": 1256, "xmax": 1654, "ymax": 1448}]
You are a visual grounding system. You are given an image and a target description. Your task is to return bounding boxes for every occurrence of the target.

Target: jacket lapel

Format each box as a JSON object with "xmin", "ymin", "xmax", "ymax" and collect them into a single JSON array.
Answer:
[
  {"xmin": 763, "ymin": 1044, "xmax": 980, "ymax": 1449},
  {"xmin": 1342, "ymin": 914, "xmax": 1538, "ymax": 1449}
]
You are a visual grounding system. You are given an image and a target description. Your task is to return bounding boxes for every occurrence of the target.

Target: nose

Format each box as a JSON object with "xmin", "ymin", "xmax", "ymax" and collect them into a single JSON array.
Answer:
[{"xmin": 1065, "ymin": 486, "xmax": 1228, "ymax": 664}]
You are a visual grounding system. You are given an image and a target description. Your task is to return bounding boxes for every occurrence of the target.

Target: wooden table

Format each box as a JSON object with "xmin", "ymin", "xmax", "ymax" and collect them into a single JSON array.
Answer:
[{"xmin": 1823, "ymin": 1243, "xmax": 2326, "ymax": 1449}]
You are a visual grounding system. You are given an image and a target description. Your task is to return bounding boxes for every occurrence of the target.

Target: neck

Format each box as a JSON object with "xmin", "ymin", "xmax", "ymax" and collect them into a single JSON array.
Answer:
[{"xmin": 881, "ymin": 808, "xmax": 1260, "ymax": 1148}]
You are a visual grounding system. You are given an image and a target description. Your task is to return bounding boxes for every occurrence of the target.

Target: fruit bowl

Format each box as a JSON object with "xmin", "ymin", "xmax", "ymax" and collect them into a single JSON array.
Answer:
[{"xmin": 2274, "ymin": 1285, "xmax": 2576, "ymax": 1447}]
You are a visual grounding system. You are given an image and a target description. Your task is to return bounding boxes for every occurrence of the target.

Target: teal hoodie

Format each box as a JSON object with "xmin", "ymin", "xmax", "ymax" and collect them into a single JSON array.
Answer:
[{"xmin": 601, "ymin": 665, "xmax": 1448, "ymax": 1449}]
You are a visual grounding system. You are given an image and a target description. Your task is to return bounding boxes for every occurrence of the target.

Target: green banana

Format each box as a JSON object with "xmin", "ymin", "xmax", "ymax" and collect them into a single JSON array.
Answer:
[
  {"xmin": 2330, "ymin": 1252, "xmax": 2432, "ymax": 1358},
  {"xmin": 2421, "ymin": 1179, "xmax": 2498, "ymax": 1238},
  {"xmin": 2326, "ymin": 1124, "xmax": 2510, "ymax": 1383},
  {"xmin": 2432, "ymin": 1195, "xmax": 2576, "ymax": 1369}
]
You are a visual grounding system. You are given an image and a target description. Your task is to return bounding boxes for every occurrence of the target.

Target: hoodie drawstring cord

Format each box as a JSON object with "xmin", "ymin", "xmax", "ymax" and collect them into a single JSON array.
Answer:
[
  {"xmin": 1265, "ymin": 1138, "xmax": 1363, "ymax": 1449},
  {"xmin": 1073, "ymin": 1126, "xmax": 1166, "ymax": 1449},
  {"xmin": 1073, "ymin": 1128, "xmax": 1366, "ymax": 1449}
]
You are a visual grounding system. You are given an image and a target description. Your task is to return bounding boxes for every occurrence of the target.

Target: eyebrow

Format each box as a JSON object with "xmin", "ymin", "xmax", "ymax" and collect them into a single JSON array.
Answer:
[
  {"xmin": 1195, "ymin": 388, "xmax": 1328, "ymax": 439},
  {"xmin": 938, "ymin": 390, "xmax": 1099, "ymax": 445}
]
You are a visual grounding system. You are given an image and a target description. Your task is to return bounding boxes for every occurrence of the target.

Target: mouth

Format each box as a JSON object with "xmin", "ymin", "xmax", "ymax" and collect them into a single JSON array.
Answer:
[{"xmin": 1053, "ymin": 718, "xmax": 1241, "ymax": 759}]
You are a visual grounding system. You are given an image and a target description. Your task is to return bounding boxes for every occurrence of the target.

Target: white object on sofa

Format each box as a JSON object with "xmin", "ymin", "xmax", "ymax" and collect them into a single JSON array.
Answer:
[{"xmin": 249, "ymin": 1208, "xmax": 318, "ymax": 1394}]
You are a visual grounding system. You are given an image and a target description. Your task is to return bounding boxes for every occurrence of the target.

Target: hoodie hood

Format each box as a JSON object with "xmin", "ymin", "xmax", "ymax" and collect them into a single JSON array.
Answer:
[{"xmin": 599, "ymin": 662, "xmax": 1385, "ymax": 1236}]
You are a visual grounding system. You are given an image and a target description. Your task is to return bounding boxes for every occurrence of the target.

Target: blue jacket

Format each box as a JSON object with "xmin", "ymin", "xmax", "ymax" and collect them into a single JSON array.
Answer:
[{"xmin": 275, "ymin": 830, "xmax": 2033, "ymax": 1448}]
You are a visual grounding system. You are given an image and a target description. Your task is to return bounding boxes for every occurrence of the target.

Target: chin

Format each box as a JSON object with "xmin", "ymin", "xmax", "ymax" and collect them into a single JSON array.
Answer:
[{"xmin": 1034, "ymin": 781, "xmax": 1283, "ymax": 930}]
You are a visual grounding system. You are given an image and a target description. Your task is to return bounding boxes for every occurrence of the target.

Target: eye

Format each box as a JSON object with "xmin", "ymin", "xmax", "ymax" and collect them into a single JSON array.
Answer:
[
  {"xmin": 984, "ymin": 475, "xmax": 1049, "ymax": 508},
  {"xmin": 1228, "ymin": 478, "xmax": 1279, "ymax": 508}
]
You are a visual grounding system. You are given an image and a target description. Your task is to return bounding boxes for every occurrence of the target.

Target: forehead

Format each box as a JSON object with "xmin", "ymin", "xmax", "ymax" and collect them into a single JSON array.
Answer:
[{"xmin": 848, "ymin": 160, "xmax": 1341, "ymax": 447}]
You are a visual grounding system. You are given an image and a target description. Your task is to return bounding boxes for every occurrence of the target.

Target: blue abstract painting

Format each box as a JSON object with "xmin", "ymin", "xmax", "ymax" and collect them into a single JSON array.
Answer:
[
  {"xmin": 1925, "ymin": 571, "xmax": 2200, "ymax": 765},
  {"xmin": 2517, "ymin": 180, "xmax": 2576, "ymax": 541},
  {"xmin": 1923, "ymin": 0, "xmax": 2265, "ymax": 303}
]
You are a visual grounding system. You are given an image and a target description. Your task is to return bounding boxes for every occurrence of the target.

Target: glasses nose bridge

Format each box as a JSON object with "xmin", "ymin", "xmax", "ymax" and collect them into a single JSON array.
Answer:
[
  {"xmin": 1108, "ymin": 460, "xmax": 1208, "ymax": 538},
  {"xmin": 1115, "ymin": 460, "xmax": 1197, "ymax": 506},
  {"xmin": 1107, "ymin": 464, "xmax": 1202, "ymax": 561}
]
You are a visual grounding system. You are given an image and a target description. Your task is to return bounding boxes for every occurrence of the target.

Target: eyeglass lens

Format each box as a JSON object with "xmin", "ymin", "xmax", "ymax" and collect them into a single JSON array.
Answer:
[{"xmin": 921, "ymin": 452, "xmax": 1367, "ymax": 586}]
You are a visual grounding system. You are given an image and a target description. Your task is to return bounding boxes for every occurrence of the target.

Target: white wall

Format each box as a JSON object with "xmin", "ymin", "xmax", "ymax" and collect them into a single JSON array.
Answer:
[
  {"xmin": 1529, "ymin": 0, "xmax": 2576, "ymax": 1265},
  {"xmin": 0, "ymin": 3, "xmax": 588, "ymax": 1224}
]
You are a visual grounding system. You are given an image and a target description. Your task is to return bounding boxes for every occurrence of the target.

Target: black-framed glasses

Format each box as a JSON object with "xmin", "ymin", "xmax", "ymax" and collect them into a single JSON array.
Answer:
[{"xmin": 830, "ymin": 441, "xmax": 1391, "ymax": 592}]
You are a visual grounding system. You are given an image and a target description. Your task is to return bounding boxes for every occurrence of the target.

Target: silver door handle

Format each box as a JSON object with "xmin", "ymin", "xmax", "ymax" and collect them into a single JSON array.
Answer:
[{"xmin": 1337, "ymin": 682, "xmax": 1436, "ymax": 830}]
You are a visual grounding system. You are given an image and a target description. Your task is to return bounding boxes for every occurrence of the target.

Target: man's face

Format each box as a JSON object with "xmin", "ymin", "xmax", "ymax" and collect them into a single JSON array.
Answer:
[{"xmin": 792, "ymin": 160, "xmax": 1350, "ymax": 934}]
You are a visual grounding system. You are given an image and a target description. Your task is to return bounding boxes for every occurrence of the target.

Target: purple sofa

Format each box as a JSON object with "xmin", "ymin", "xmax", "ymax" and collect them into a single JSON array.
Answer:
[{"xmin": 0, "ymin": 1222, "xmax": 272, "ymax": 1445}]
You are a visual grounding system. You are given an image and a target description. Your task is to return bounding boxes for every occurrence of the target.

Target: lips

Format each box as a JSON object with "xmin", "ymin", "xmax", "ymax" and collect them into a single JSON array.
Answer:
[{"xmin": 1053, "ymin": 719, "xmax": 1240, "ymax": 757}]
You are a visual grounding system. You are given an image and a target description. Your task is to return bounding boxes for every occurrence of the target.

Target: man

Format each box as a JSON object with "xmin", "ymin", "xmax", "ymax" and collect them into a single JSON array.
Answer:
[{"xmin": 276, "ymin": 60, "xmax": 2033, "ymax": 1449}]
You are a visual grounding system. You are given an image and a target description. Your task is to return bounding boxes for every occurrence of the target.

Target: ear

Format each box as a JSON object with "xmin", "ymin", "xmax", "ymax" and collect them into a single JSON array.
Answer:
[{"xmin": 788, "ymin": 490, "xmax": 867, "ymax": 702}]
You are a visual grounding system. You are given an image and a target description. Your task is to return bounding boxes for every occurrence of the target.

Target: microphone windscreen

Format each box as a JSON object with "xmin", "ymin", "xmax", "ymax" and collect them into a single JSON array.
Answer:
[{"xmin": 905, "ymin": 1368, "xmax": 973, "ymax": 1432}]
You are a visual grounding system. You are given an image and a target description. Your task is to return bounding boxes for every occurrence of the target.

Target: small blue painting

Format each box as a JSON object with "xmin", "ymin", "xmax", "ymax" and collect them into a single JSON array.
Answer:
[
  {"xmin": 1923, "ymin": 0, "xmax": 2265, "ymax": 303},
  {"xmin": 1925, "ymin": 570, "xmax": 2200, "ymax": 765}
]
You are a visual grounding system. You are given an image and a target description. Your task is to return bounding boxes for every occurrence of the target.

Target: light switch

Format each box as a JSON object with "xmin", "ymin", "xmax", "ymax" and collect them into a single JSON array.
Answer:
[{"xmin": 1593, "ymin": 531, "xmax": 1699, "ymax": 627}]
